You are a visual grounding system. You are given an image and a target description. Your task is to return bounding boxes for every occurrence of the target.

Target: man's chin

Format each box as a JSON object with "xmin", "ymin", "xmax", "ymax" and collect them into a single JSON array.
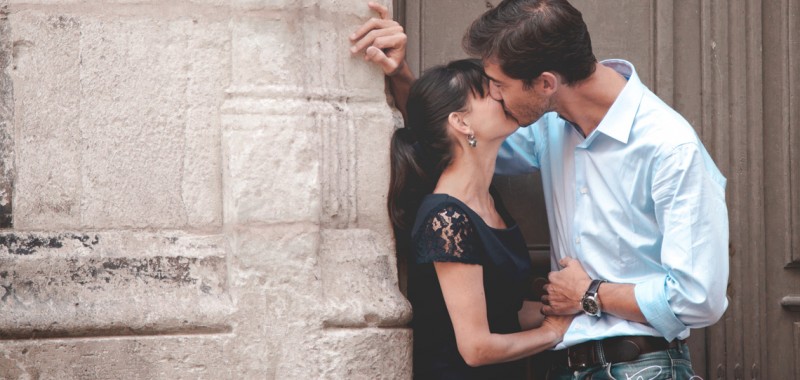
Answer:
[
  {"xmin": 515, "ymin": 113, "xmax": 545, "ymax": 127},
  {"xmin": 516, "ymin": 118, "xmax": 535, "ymax": 128},
  {"xmin": 504, "ymin": 112, "xmax": 522, "ymax": 126}
]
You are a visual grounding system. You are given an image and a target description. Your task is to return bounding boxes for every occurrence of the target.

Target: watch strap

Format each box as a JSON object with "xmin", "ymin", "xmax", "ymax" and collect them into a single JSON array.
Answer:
[{"xmin": 586, "ymin": 279, "xmax": 606, "ymax": 295}]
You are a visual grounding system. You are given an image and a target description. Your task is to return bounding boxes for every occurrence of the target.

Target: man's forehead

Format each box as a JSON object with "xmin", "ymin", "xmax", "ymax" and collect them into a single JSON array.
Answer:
[{"xmin": 482, "ymin": 61, "xmax": 505, "ymax": 81}]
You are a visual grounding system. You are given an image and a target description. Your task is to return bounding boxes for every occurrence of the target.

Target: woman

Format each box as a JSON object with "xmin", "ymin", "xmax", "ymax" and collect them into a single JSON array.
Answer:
[{"xmin": 388, "ymin": 59, "xmax": 575, "ymax": 379}]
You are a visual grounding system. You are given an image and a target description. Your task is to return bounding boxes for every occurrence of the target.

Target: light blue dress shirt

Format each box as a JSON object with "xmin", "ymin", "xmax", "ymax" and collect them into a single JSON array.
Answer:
[{"xmin": 496, "ymin": 59, "xmax": 729, "ymax": 349}]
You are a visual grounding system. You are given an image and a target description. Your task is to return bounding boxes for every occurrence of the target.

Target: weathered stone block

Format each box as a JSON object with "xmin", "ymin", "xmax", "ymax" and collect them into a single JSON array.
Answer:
[
  {"xmin": 313, "ymin": 328, "xmax": 413, "ymax": 380},
  {"xmin": 0, "ymin": 335, "xmax": 230, "ymax": 379},
  {"xmin": 226, "ymin": 224, "xmax": 325, "ymax": 377},
  {"xmin": 320, "ymin": 228, "xmax": 411, "ymax": 328},
  {"xmin": 227, "ymin": 0, "xmax": 302, "ymax": 9},
  {"xmin": 0, "ymin": 5, "xmax": 14, "ymax": 229},
  {"xmin": 3, "ymin": 1, "xmax": 411, "ymax": 379},
  {"xmin": 229, "ymin": 224, "xmax": 319, "ymax": 284},
  {"xmin": 182, "ymin": 21, "xmax": 230, "ymax": 228},
  {"xmin": 228, "ymin": 225, "xmax": 322, "ymax": 319},
  {"xmin": 79, "ymin": 18, "xmax": 193, "ymax": 228},
  {"xmin": 352, "ymin": 105, "xmax": 395, "ymax": 234},
  {"xmin": 223, "ymin": 117, "xmax": 320, "ymax": 224},
  {"xmin": 7, "ymin": 0, "xmax": 80, "ymax": 4},
  {"xmin": 230, "ymin": 16, "xmax": 305, "ymax": 88},
  {"xmin": 184, "ymin": 106, "xmax": 223, "ymax": 228},
  {"xmin": 10, "ymin": 12, "xmax": 82, "ymax": 229},
  {"xmin": 10, "ymin": 12, "xmax": 227, "ymax": 229},
  {"xmin": 309, "ymin": 0, "xmax": 393, "ymax": 94}
]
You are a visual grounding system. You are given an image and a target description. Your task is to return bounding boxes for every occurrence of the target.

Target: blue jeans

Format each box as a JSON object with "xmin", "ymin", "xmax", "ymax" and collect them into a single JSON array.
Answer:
[{"xmin": 545, "ymin": 342, "xmax": 699, "ymax": 380}]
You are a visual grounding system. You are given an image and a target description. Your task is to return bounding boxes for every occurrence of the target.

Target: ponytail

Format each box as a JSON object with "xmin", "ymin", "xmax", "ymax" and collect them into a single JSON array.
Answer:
[{"xmin": 388, "ymin": 127, "xmax": 429, "ymax": 231}]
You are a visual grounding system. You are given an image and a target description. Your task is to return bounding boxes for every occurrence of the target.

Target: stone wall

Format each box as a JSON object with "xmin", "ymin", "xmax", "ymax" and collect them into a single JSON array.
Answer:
[{"xmin": 0, "ymin": 0, "xmax": 411, "ymax": 378}]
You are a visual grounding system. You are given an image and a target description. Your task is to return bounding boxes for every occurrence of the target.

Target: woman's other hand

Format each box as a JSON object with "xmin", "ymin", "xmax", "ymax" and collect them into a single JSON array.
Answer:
[{"xmin": 540, "ymin": 314, "xmax": 574, "ymax": 345}]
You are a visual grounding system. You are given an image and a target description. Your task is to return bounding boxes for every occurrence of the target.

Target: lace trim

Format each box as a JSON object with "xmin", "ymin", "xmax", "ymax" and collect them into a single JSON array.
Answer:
[{"xmin": 414, "ymin": 203, "xmax": 482, "ymax": 265}]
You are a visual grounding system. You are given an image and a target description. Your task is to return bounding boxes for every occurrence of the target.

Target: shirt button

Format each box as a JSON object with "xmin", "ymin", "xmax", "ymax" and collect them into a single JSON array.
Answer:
[
  {"xmin": 575, "ymin": 237, "xmax": 581, "ymax": 244},
  {"xmin": 580, "ymin": 187, "xmax": 588, "ymax": 194}
]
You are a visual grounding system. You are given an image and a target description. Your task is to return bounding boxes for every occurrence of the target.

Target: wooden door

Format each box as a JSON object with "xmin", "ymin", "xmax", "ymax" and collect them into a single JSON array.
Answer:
[
  {"xmin": 763, "ymin": 1, "xmax": 800, "ymax": 379},
  {"xmin": 396, "ymin": 0, "xmax": 800, "ymax": 378}
]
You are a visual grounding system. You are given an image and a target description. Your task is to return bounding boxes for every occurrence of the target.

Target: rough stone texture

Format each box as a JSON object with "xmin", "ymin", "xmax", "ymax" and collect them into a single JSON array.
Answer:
[
  {"xmin": 314, "ymin": 328, "xmax": 413, "ymax": 379},
  {"xmin": 0, "ymin": 0, "xmax": 410, "ymax": 378},
  {"xmin": 0, "ymin": 0, "xmax": 13, "ymax": 229},
  {"xmin": 227, "ymin": 224, "xmax": 324, "ymax": 378},
  {"xmin": 10, "ymin": 9, "xmax": 227, "ymax": 230},
  {"xmin": 0, "ymin": 335, "xmax": 230, "ymax": 379},
  {"xmin": 230, "ymin": 15, "xmax": 304, "ymax": 88},
  {"xmin": 222, "ymin": 117, "xmax": 321, "ymax": 225},
  {"xmin": 320, "ymin": 228, "xmax": 411, "ymax": 327},
  {"xmin": 0, "ymin": 231, "xmax": 232, "ymax": 339},
  {"xmin": 10, "ymin": 11, "xmax": 82, "ymax": 229}
]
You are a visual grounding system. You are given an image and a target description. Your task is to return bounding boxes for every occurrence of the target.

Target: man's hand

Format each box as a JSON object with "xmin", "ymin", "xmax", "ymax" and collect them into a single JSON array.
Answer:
[
  {"xmin": 541, "ymin": 257, "xmax": 592, "ymax": 316},
  {"xmin": 349, "ymin": 2, "xmax": 408, "ymax": 76}
]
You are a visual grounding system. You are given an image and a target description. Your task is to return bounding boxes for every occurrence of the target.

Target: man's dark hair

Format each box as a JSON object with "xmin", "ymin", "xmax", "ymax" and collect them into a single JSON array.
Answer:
[{"xmin": 463, "ymin": 0, "xmax": 597, "ymax": 86}]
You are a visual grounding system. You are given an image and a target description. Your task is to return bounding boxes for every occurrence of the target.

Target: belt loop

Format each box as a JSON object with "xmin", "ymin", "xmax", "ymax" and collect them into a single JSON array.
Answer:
[
  {"xmin": 566, "ymin": 349, "xmax": 572, "ymax": 370},
  {"xmin": 595, "ymin": 340, "xmax": 607, "ymax": 366}
]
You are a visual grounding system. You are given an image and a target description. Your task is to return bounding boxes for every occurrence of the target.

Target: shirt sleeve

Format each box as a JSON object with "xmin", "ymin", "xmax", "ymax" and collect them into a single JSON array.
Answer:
[
  {"xmin": 635, "ymin": 142, "xmax": 730, "ymax": 341},
  {"xmin": 495, "ymin": 118, "xmax": 545, "ymax": 176},
  {"xmin": 414, "ymin": 203, "xmax": 483, "ymax": 265}
]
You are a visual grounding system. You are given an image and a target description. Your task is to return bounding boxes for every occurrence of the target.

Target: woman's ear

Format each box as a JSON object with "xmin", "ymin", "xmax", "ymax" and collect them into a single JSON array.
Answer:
[{"xmin": 447, "ymin": 111, "xmax": 472, "ymax": 136}]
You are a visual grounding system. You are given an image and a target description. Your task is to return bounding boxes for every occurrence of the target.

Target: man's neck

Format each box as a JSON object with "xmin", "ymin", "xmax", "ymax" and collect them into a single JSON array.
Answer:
[{"xmin": 554, "ymin": 62, "xmax": 628, "ymax": 137}]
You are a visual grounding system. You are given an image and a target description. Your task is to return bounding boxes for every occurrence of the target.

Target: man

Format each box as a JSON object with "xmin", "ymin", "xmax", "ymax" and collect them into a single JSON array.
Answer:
[{"xmin": 351, "ymin": 0, "xmax": 729, "ymax": 378}]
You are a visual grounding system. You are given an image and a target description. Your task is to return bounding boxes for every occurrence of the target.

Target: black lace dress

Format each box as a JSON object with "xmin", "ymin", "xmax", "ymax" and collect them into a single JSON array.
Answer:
[{"xmin": 408, "ymin": 193, "xmax": 532, "ymax": 380}]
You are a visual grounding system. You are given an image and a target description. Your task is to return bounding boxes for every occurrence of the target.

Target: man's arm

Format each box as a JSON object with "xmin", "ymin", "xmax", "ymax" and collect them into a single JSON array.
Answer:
[
  {"xmin": 542, "ymin": 258, "xmax": 647, "ymax": 323},
  {"xmin": 636, "ymin": 142, "xmax": 729, "ymax": 339},
  {"xmin": 349, "ymin": 2, "xmax": 414, "ymax": 117},
  {"xmin": 543, "ymin": 143, "xmax": 729, "ymax": 341}
]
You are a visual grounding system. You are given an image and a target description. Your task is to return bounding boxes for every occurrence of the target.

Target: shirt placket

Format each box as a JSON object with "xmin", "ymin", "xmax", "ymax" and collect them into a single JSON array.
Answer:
[{"xmin": 572, "ymin": 140, "xmax": 588, "ymax": 259}]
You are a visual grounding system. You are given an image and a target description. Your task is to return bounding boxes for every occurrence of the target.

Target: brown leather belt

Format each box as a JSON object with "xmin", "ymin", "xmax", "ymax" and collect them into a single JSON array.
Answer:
[{"xmin": 555, "ymin": 336, "xmax": 684, "ymax": 370}]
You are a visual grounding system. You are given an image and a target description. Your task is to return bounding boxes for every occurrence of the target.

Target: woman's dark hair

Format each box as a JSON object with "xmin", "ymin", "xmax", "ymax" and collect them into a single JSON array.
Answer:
[
  {"xmin": 388, "ymin": 59, "xmax": 488, "ymax": 232},
  {"xmin": 463, "ymin": 0, "xmax": 596, "ymax": 86}
]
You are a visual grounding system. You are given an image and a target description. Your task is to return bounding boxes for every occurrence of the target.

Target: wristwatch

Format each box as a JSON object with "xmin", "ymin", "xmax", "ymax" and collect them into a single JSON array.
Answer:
[{"xmin": 581, "ymin": 279, "xmax": 607, "ymax": 317}]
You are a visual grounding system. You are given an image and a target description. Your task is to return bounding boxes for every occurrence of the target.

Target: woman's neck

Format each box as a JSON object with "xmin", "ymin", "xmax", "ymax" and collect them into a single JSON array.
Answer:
[{"xmin": 434, "ymin": 141, "xmax": 501, "ymax": 216}]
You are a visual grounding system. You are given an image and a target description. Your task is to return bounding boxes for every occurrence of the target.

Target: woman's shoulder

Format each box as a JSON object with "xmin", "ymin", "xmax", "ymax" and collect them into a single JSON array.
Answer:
[
  {"xmin": 411, "ymin": 194, "xmax": 484, "ymax": 265},
  {"xmin": 412, "ymin": 194, "xmax": 474, "ymax": 233}
]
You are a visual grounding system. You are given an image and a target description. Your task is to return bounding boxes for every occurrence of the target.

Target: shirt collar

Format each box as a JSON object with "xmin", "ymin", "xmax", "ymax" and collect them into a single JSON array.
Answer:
[{"xmin": 591, "ymin": 59, "xmax": 645, "ymax": 145}]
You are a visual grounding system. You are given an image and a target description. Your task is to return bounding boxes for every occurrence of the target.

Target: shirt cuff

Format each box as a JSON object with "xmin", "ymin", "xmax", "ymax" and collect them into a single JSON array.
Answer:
[{"xmin": 634, "ymin": 276, "xmax": 687, "ymax": 341}]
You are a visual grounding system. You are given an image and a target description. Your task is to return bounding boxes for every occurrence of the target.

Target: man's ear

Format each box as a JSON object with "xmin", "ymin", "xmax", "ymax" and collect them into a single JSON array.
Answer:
[
  {"xmin": 447, "ymin": 111, "xmax": 472, "ymax": 136},
  {"xmin": 538, "ymin": 72, "xmax": 559, "ymax": 95}
]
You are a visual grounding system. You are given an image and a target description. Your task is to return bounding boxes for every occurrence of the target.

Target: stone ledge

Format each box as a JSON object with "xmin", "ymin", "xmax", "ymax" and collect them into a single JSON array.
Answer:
[{"xmin": 0, "ymin": 231, "xmax": 233, "ymax": 339}]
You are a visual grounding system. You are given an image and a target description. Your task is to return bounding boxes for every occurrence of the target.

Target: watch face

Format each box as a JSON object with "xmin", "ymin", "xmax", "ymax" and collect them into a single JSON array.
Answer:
[{"xmin": 582, "ymin": 297, "xmax": 599, "ymax": 315}]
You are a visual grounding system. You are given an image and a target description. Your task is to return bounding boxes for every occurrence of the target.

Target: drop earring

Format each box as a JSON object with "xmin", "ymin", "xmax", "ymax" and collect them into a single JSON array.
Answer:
[{"xmin": 468, "ymin": 134, "xmax": 477, "ymax": 148}]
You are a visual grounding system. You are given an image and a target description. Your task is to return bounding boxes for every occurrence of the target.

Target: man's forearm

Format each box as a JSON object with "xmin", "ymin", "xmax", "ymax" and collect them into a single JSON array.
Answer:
[
  {"xmin": 388, "ymin": 61, "xmax": 414, "ymax": 119},
  {"xmin": 598, "ymin": 282, "xmax": 647, "ymax": 324}
]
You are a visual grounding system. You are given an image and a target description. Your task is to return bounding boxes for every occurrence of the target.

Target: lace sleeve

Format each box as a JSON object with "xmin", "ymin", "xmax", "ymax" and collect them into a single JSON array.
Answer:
[{"xmin": 413, "ymin": 203, "xmax": 483, "ymax": 265}]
